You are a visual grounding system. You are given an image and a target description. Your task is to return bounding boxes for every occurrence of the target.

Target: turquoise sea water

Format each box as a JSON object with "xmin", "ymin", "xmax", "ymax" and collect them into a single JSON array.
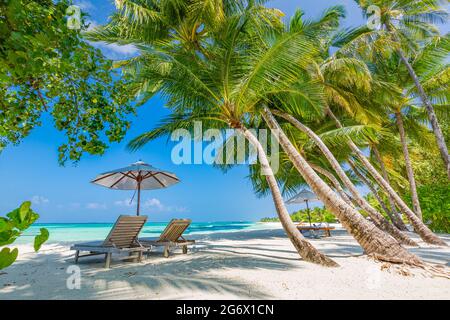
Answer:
[{"xmin": 15, "ymin": 221, "xmax": 278, "ymax": 244}]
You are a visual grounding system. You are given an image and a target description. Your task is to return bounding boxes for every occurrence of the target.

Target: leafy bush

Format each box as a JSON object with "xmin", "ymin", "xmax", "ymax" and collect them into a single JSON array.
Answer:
[
  {"xmin": 366, "ymin": 183, "xmax": 450, "ymax": 233},
  {"xmin": 0, "ymin": 201, "xmax": 49, "ymax": 270},
  {"xmin": 261, "ymin": 206, "xmax": 336, "ymax": 223},
  {"xmin": 405, "ymin": 184, "xmax": 450, "ymax": 233}
]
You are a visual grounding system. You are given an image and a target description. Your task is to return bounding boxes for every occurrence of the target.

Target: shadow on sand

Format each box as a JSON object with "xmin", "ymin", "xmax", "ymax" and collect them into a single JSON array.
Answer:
[{"xmin": 0, "ymin": 227, "xmax": 448, "ymax": 299}]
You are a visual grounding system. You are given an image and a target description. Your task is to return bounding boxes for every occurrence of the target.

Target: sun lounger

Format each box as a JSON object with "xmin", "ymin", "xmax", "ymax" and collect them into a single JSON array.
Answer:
[
  {"xmin": 297, "ymin": 223, "xmax": 335, "ymax": 237},
  {"xmin": 140, "ymin": 219, "xmax": 195, "ymax": 257},
  {"xmin": 70, "ymin": 215, "xmax": 148, "ymax": 268}
]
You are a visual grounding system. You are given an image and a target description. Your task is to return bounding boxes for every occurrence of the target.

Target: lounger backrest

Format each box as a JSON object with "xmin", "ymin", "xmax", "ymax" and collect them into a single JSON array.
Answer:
[
  {"xmin": 159, "ymin": 219, "xmax": 191, "ymax": 242},
  {"xmin": 103, "ymin": 215, "xmax": 147, "ymax": 248}
]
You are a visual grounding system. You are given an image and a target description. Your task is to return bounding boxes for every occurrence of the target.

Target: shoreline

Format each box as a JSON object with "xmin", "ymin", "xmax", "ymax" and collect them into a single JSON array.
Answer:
[
  {"xmin": 16, "ymin": 221, "xmax": 283, "ymax": 245},
  {"xmin": 1, "ymin": 225, "xmax": 449, "ymax": 300}
]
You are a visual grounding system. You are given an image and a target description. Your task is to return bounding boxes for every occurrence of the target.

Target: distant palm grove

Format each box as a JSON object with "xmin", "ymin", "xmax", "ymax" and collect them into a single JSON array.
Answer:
[{"xmin": 2, "ymin": 0, "xmax": 449, "ymax": 268}]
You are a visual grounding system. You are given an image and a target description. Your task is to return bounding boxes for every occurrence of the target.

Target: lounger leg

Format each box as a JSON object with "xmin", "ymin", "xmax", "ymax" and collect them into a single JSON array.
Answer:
[
  {"xmin": 182, "ymin": 245, "xmax": 188, "ymax": 254},
  {"xmin": 138, "ymin": 251, "xmax": 143, "ymax": 262},
  {"xmin": 105, "ymin": 253, "xmax": 112, "ymax": 269},
  {"xmin": 74, "ymin": 250, "xmax": 79, "ymax": 264},
  {"xmin": 163, "ymin": 246, "xmax": 170, "ymax": 258}
]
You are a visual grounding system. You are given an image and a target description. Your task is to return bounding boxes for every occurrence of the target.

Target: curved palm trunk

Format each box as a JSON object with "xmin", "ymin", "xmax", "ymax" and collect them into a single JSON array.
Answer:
[
  {"xmin": 346, "ymin": 160, "xmax": 417, "ymax": 246},
  {"xmin": 327, "ymin": 108, "xmax": 446, "ymax": 246},
  {"xmin": 395, "ymin": 111, "xmax": 423, "ymax": 220},
  {"xmin": 309, "ymin": 163, "xmax": 354, "ymax": 206},
  {"xmin": 351, "ymin": 163, "xmax": 400, "ymax": 225},
  {"xmin": 387, "ymin": 28, "xmax": 450, "ymax": 179},
  {"xmin": 238, "ymin": 126, "xmax": 338, "ymax": 267},
  {"xmin": 271, "ymin": 110, "xmax": 417, "ymax": 246},
  {"xmin": 262, "ymin": 107, "xmax": 422, "ymax": 264},
  {"xmin": 371, "ymin": 145, "xmax": 408, "ymax": 231}
]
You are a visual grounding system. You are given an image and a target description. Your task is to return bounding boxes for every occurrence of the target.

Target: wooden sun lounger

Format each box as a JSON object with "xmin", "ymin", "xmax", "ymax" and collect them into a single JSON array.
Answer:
[
  {"xmin": 70, "ymin": 215, "xmax": 148, "ymax": 268},
  {"xmin": 297, "ymin": 224, "xmax": 335, "ymax": 237},
  {"xmin": 139, "ymin": 219, "xmax": 195, "ymax": 258}
]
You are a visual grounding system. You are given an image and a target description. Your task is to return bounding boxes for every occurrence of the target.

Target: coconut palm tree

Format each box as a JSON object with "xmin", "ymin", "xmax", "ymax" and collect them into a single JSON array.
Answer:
[
  {"xmin": 326, "ymin": 103, "xmax": 447, "ymax": 245},
  {"xmin": 316, "ymin": 20, "xmax": 448, "ymax": 245},
  {"xmin": 369, "ymin": 36, "xmax": 450, "ymax": 220},
  {"xmin": 370, "ymin": 143, "xmax": 407, "ymax": 229},
  {"xmin": 353, "ymin": 0, "xmax": 450, "ymax": 178},
  {"xmin": 97, "ymin": 2, "xmax": 339, "ymax": 266},
  {"xmin": 270, "ymin": 109, "xmax": 417, "ymax": 246},
  {"xmin": 91, "ymin": 2, "xmax": 426, "ymax": 264},
  {"xmin": 270, "ymin": 8, "xmax": 417, "ymax": 244}
]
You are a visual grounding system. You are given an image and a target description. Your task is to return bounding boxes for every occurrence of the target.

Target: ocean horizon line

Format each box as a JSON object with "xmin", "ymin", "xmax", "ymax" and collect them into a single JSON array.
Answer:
[{"xmin": 32, "ymin": 220, "xmax": 265, "ymax": 225}]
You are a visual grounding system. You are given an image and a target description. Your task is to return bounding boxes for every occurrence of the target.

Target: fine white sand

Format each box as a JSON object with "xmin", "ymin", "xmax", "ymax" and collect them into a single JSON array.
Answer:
[{"xmin": 0, "ymin": 224, "xmax": 449, "ymax": 300}]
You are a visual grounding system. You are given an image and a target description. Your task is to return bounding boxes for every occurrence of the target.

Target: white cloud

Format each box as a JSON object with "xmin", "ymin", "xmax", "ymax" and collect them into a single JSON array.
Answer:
[
  {"xmin": 143, "ymin": 198, "xmax": 164, "ymax": 210},
  {"xmin": 86, "ymin": 202, "xmax": 107, "ymax": 210},
  {"xmin": 31, "ymin": 196, "xmax": 49, "ymax": 205},
  {"xmin": 114, "ymin": 198, "xmax": 135, "ymax": 207},
  {"xmin": 115, "ymin": 197, "xmax": 189, "ymax": 213},
  {"xmin": 73, "ymin": 0, "xmax": 95, "ymax": 11},
  {"xmin": 143, "ymin": 198, "xmax": 189, "ymax": 213},
  {"xmin": 84, "ymin": 19, "xmax": 139, "ymax": 60},
  {"xmin": 93, "ymin": 42, "xmax": 139, "ymax": 60}
]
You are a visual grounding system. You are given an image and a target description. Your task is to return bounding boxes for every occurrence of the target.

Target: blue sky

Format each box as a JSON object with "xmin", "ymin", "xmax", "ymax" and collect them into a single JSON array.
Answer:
[{"xmin": 0, "ymin": 1, "xmax": 444, "ymax": 223}]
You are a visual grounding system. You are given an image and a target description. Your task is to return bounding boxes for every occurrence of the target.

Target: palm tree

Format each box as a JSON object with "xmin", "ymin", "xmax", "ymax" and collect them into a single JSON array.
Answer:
[
  {"xmin": 261, "ymin": 108, "xmax": 422, "ymax": 255},
  {"xmin": 316, "ymin": 20, "xmax": 448, "ymax": 245},
  {"xmin": 371, "ymin": 143, "xmax": 407, "ymax": 229},
  {"xmin": 90, "ymin": 2, "xmax": 428, "ymax": 266},
  {"xmin": 105, "ymin": 2, "xmax": 338, "ymax": 266},
  {"xmin": 369, "ymin": 36, "xmax": 450, "ymax": 221},
  {"xmin": 354, "ymin": 0, "xmax": 450, "ymax": 178},
  {"xmin": 349, "ymin": 160, "xmax": 401, "ymax": 223},
  {"xmin": 91, "ymin": 1, "xmax": 425, "ymax": 264},
  {"xmin": 326, "ymin": 105, "xmax": 447, "ymax": 245},
  {"xmin": 270, "ymin": 109, "xmax": 417, "ymax": 246},
  {"xmin": 272, "ymin": 8, "xmax": 416, "ymax": 244}
]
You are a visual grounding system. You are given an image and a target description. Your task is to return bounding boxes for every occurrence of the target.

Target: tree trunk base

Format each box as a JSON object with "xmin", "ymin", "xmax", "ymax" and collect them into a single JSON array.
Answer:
[
  {"xmin": 290, "ymin": 236, "xmax": 340, "ymax": 267},
  {"xmin": 369, "ymin": 253, "xmax": 422, "ymax": 266}
]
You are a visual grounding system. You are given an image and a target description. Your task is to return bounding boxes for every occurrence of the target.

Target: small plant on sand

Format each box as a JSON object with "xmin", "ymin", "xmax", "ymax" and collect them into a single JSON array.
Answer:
[{"xmin": 0, "ymin": 201, "xmax": 48, "ymax": 270}]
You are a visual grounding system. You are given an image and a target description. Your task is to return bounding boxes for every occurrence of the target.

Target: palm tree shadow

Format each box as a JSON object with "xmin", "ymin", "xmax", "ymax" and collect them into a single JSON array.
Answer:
[{"xmin": 0, "ymin": 246, "xmax": 297, "ymax": 300}]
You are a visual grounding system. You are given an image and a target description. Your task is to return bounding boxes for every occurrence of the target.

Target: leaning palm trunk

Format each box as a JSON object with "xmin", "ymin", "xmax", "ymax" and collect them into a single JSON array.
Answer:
[
  {"xmin": 262, "ymin": 107, "xmax": 422, "ymax": 264},
  {"xmin": 398, "ymin": 49, "xmax": 450, "ymax": 179},
  {"xmin": 238, "ymin": 125, "xmax": 338, "ymax": 267},
  {"xmin": 347, "ymin": 160, "xmax": 418, "ymax": 246},
  {"xmin": 385, "ymin": 24, "xmax": 450, "ymax": 179},
  {"xmin": 271, "ymin": 110, "xmax": 417, "ymax": 246},
  {"xmin": 351, "ymin": 163, "xmax": 401, "ymax": 226},
  {"xmin": 395, "ymin": 111, "xmax": 423, "ymax": 220},
  {"xmin": 309, "ymin": 163, "xmax": 354, "ymax": 206},
  {"xmin": 371, "ymin": 145, "xmax": 408, "ymax": 231},
  {"xmin": 327, "ymin": 108, "xmax": 447, "ymax": 246}
]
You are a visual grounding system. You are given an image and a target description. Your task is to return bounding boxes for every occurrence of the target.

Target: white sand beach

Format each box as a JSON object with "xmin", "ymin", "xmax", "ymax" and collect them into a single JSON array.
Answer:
[{"xmin": 1, "ymin": 224, "xmax": 449, "ymax": 300}]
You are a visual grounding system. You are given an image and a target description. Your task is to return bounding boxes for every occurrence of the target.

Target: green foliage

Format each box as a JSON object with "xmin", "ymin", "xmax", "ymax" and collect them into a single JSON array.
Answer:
[
  {"xmin": 405, "ymin": 184, "xmax": 450, "ymax": 233},
  {"xmin": 0, "ymin": 201, "xmax": 48, "ymax": 270},
  {"xmin": 261, "ymin": 206, "xmax": 336, "ymax": 223},
  {"xmin": 0, "ymin": 0, "xmax": 136, "ymax": 164},
  {"xmin": 365, "ymin": 182, "xmax": 450, "ymax": 233},
  {"xmin": 34, "ymin": 228, "xmax": 49, "ymax": 252},
  {"xmin": 0, "ymin": 248, "xmax": 18, "ymax": 270}
]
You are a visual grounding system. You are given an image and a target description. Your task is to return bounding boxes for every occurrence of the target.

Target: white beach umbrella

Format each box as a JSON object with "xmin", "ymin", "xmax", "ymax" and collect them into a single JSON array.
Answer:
[
  {"xmin": 91, "ymin": 160, "xmax": 180, "ymax": 215},
  {"xmin": 286, "ymin": 189, "xmax": 319, "ymax": 226}
]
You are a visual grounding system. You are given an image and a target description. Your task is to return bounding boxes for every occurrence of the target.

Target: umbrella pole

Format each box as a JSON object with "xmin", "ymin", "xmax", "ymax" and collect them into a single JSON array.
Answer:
[
  {"xmin": 137, "ymin": 178, "xmax": 141, "ymax": 216},
  {"xmin": 306, "ymin": 200, "xmax": 312, "ymax": 227}
]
